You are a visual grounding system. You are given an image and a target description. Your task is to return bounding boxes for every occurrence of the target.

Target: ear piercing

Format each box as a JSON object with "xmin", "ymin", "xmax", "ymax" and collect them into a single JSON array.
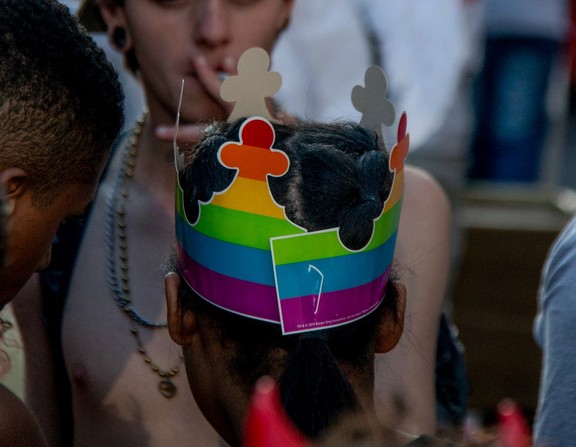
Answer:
[{"xmin": 112, "ymin": 27, "xmax": 127, "ymax": 50}]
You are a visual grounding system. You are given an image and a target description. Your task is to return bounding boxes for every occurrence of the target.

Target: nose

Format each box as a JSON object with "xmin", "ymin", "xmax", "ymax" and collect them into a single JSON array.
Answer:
[{"xmin": 194, "ymin": 0, "xmax": 230, "ymax": 49}]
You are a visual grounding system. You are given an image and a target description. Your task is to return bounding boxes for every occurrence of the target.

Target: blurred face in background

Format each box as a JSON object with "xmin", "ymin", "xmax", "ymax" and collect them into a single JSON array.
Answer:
[{"xmin": 100, "ymin": 0, "xmax": 294, "ymax": 124}]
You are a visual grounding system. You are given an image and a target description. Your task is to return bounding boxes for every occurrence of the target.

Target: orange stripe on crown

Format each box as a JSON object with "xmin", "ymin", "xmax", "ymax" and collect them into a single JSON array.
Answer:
[{"xmin": 220, "ymin": 143, "xmax": 289, "ymax": 181}]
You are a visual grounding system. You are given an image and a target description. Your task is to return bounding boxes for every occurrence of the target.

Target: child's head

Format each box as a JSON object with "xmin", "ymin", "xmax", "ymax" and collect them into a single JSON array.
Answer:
[
  {"xmin": 79, "ymin": 0, "xmax": 294, "ymax": 123},
  {"xmin": 165, "ymin": 119, "xmax": 406, "ymax": 445},
  {"xmin": 0, "ymin": 0, "xmax": 124, "ymax": 305}
]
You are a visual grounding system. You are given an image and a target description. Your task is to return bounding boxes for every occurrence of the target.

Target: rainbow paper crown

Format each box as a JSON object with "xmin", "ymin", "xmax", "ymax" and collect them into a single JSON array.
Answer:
[{"xmin": 175, "ymin": 48, "xmax": 409, "ymax": 335}]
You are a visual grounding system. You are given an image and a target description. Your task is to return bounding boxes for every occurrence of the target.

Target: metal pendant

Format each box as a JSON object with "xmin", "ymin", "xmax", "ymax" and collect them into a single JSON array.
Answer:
[{"xmin": 159, "ymin": 379, "xmax": 177, "ymax": 398}]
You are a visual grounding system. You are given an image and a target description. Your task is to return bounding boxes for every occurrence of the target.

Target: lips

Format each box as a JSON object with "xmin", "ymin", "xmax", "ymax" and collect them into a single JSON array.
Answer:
[
  {"xmin": 213, "ymin": 61, "xmax": 230, "ymax": 79},
  {"xmin": 185, "ymin": 67, "xmax": 229, "ymax": 81}
]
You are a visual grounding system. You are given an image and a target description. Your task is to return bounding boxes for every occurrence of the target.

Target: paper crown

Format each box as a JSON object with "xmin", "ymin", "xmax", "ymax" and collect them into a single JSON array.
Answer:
[{"xmin": 174, "ymin": 48, "xmax": 409, "ymax": 335}]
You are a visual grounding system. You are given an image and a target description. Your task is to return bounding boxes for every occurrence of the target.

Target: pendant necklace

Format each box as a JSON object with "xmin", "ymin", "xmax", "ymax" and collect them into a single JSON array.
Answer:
[{"xmin": 105, "ymin": 113, "xmax": 183, "ymax": 399}]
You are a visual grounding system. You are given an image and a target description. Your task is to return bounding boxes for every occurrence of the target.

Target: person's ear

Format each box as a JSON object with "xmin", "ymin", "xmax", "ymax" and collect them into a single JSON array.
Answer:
[
  {"xmin": 165, "ymin": 272, "xmax": 197, "ymax": 346},
  {"xmin": 375, "ymin": 282, "xmax": 406, "ymax": 354},
  {"xmin": 0, "ymin": 168, "xmax": 28, "ymax": 217},
  {"xmin": 99, "ymin": 1, "xmax": 133, "ymax": 52}
]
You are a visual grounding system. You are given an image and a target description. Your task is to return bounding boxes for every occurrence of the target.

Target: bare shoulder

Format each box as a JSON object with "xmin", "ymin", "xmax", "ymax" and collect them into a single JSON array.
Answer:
[
  {"xmin": 401, "ymin": 165, "xmax": 452, "ymax": 231},
  {"xmin": 395, "ymin": 164, "xmax": 452, "ymax": 308},
  {"xmin": 0, "ymin": 385, "xmax": 47, "ymax": 447},
  {"xmin": 373, "ymin": 166, "xmax": 453, "ymax": 434}
]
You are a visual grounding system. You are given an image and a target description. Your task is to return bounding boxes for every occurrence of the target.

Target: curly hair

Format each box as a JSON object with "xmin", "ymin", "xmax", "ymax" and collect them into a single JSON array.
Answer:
[
  {"xmin": 172, "ymin": 119, "xmax": 401, "ymax": 439},
  {"xmin": 0, "ymin": 0, "xmax": 124, "ymax": 205}
]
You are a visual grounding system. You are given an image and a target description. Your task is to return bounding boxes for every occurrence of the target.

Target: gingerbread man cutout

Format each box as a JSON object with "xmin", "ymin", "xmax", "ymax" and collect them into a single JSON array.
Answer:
[
  {"xmin": 351, "ymin": 65, "xmax": 396, "ymax": 145},
  {"xmin": 220, "ymin": 48, "xmax": 282, "ymax": 123}
]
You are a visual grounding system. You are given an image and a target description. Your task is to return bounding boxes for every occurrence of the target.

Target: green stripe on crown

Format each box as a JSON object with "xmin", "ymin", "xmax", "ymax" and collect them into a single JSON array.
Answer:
[
  {"xmin": 271, "ymin": 199, "xmax": 402, "ymax": 265},
  {"xmin": 192, "ymin": 203, "xmax": 304, "ymax": 250}
]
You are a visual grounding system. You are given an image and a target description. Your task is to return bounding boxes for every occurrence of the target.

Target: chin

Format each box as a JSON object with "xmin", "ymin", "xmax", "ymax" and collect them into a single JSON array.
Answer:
[{"xmin": 181, "ymin": 94, "xmax": 228, "ymax": 123}]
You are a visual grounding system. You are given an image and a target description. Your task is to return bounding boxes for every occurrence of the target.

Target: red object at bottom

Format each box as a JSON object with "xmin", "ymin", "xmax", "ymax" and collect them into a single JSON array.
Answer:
[{"xmin": 243, "ymin": 377, "xmax": 309, "ymax": 447}]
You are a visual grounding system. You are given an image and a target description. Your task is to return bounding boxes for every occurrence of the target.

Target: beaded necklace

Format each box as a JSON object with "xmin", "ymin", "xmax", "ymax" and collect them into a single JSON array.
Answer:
[{"xmin": 105, "ymin": 113, "xmax": 183, "ymax": 398}]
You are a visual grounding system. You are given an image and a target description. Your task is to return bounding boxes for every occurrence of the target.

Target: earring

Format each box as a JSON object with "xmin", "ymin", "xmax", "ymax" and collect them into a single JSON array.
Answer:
[{"xmin": 112, "ymin": 27, "xmax": 127, "ymax": 50}]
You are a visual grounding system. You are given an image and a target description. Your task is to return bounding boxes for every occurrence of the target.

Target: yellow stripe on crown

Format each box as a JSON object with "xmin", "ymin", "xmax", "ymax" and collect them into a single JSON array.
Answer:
[{"xmin": 210, "ymin": 176, "xmax": 286, "ymax": 219}]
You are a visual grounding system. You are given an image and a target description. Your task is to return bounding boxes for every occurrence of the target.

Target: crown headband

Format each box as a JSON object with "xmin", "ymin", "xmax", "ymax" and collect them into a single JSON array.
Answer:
[{"xmin": 175, "ymin": 48, "xmax": 409, "ymax": 335}]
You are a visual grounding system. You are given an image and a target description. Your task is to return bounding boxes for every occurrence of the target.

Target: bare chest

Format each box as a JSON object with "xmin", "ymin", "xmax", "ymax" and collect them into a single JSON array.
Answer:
[{"xmin": 61, "ymin": 166, "xmax": 221, "ymax": 445}]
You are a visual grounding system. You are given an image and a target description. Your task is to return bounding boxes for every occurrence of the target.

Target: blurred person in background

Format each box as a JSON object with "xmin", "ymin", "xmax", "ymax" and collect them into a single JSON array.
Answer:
[
  {"xmin": 469, "ymin": 0, "xmax": 572, "ymax": 183},
  {"xmin": 534, "ymin": 210, "xmax": 576, "ymax": 446}
]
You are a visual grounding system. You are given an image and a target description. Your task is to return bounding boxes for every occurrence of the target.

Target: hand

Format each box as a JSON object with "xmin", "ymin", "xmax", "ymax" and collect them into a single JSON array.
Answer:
[
  {"xmin": 194, "ymin": 54, "xmax": 237, "ymax": 111},
  {"xmin": 155, "ymin": 55, "xmax": 236, "ymax": 146},
  {"xmin": 155, "ymin": 122, "xmax": 206, "ymax": 146},
  {"xmin": 155, "ymin": 55, "xmax": 298, "ymax": 145}
]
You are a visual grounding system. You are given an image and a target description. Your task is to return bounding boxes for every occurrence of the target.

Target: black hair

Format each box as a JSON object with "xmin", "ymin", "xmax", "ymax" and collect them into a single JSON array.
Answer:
[
  {"xmin": 182, "ymin": 120, "xmax": 393, "ymax": 250},
  {"xmin": 174, "ymin": 119, "xmax": 400, "ymax": 439},
  {"xmin": 317, "ymin": 413, "xmax": 460, "ymax": 447},
  {"xmin": 0, "ymin": 0, "xmax": 124, "ymax": 204}
]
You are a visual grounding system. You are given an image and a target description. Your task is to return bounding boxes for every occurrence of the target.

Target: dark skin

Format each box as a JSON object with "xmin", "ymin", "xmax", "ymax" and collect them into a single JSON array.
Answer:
[
  {"xmin": 0, "ymin": 165, "xmax": 100, "ymax": 310},
  {"xmin": 165, "ymin": 272, "xmax": 407, "ymax": 447},
  {"xmin": 0, "ymin": 161, "xmax": 102, "ymax": 447},
  {"xmin": 0, "ymin": 386, "xmax": 47, "ymax": 447}
]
